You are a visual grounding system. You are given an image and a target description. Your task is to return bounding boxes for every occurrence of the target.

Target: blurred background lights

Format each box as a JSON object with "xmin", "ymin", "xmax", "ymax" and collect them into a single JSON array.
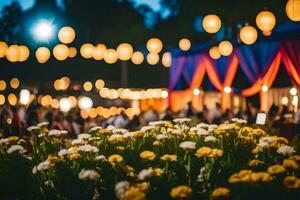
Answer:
[
  {"xmin": 224, "ymin": 86, "xmax": 232, "ymax": 94},
  {"xmin": 19, "ymin": 89, "xmax": 30, "ymax": 105},
  {"xmin": 59, "ymin": 98, "xmax": 71, "ymax": 112},
  {"xmin": 193, "ymin": 88, "xmax": 200, "ymax": 96},
  {"xmin": 290, "ymin": 87, "xmax": 297, "ymax": 96},
  {"xmin": 262, "ymin": 85, "xmax": 268, "ymax": 92},
  {"xmin": 32, "ymin": 20, "xmax": 55, "ymax": 42},
  {"xmin": 281, "ymin": 96, "xmax": 289, "ymax": 105},
  {"xmin": 78, "ymin": 96, "xmax": 93, "ymax": 110}
]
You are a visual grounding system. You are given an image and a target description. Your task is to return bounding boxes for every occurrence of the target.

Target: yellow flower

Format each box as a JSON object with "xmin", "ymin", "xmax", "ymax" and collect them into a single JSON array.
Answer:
[
  {"xmin": 229, "ymin": 170, "xmax": 252, "ymax": 183},
  {"xmin": 116, "ymin": 146, "xmax": 125, "ymax": 151},
  {"xmin": 289, "ymin": 155, "xmax": 300, "ymax": 162},
  {"xmin": 228, "ymin": 173, "xmax": 241, "ymax": 184},
  {"xmin": 170, "ymin": 185, "xmax": 192, "ymax": 199},
  {"xmin": 108, "ymin": 154, "xmax": 123, "ymax": 166},
  {"xmin": 153, "ymin": 168, "xmax": 164, "ymax": 176},
  {"xmin": 211, "ymin": 187, "xmax": 230, "ymax": 200},
  {"xmin": 140, "ymin": 151, "xmax": 156, "ymax": 161},
  {"xmin": 250, "ymin": 172, "xmax": 273, "ymax": 183},
  {"xmin": 252, "ymin": 128, "xmax": 267, "ymax": 136},
  {"xmin": 123, "ymin": 165, "xmax": 135, "ymax": 176},
  {"xmin": 283, "ymin": 176, "xmax": 300, "ymax": 189},
  {"xmin": 123, "ymin": 187, "xmax": 146, "ymax": 200},
  {"xmin": 161, "ymin": 154, "xmax": 177, "ymax": 162},
  {"xmin": 7, "ymin": 136, "xmax": 19, "ymax": 143},
  {"xmin": 248, "ymin": 159, "xmax": 262, "ymax": 167},
  {"xmin": 131, "ymin": 131, "xmax": 144, "ymax": 138},
  {"xmin": 283, "ymin": 159, "xmax": 298, "ymax": 170},
  {"xmin": 69, "ymin": 153, "xmax": 81, "ymax": 160},
  {"xmin": 99, "ymin": 129, "xmax": 112, "ymax": 135},
  {"xmin": 252, "ymin": 146, "xmax": 263, "ymax": 154},
  {"xmin": 209, "ymin": 148, "xmax": 223, "ymax": 157},
  {"xmin": 47, "ymin": 155, "xmax": 61, "ymax": 166},
  {"xmin": 195, "ymin": 147, "xmax": 212, "ymax": 158},
  {"xmin": 267, "ymin": 164, "xmax": 286, "ymax": 175}
]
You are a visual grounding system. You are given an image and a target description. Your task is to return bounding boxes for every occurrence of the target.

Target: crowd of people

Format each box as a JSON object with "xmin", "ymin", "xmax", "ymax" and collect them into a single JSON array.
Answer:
[{"xmin": 0, "ymin": 100, "xmax": 299, "ymax": 138}]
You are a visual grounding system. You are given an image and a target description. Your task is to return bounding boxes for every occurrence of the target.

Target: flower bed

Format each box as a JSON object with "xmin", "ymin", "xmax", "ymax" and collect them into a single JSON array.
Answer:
[{"xmin": 0, "ymin": 118, "xmax": 299, "ymax": 200}]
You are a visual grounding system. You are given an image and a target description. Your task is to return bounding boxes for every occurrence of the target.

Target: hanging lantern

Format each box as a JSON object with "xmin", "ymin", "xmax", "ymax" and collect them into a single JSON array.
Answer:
[
  {"xmin": 131, "ymin": 51, "xmax": 144, "ymax": 65},
  {"xmin": 8, "ymin": 93, "xmax": 17, "ymax": 106},
  {"xmin": 286, "ymin": 0, "xmax": 300, "ymax": 21},
  {"xmin": 36, "ymin": 47, "xmax": 50, "ymax": 63},
  {"xmin": 53, "ymin": 44, "xmax": 69, "ymax": 61},
  {"xmin": 68, "ymin": 47, "xmax": 77, "ymax": 58},
  {"xmin": 239, "ymin": 25, "xmax": 258, "ymax": 45},
  {"xmin": 18, "ymin": 45, "xmax": 30, "ymax": 62},
  {"xmin": 256, "ymin": 11, "xmax": 276, "ymax": 32},
  {"xmin": 146, "ymin": 53, "xmax": 159, "ymax": 65},
  {"xmin": 162, "ymin": 52, "xmax": 172, "ymax": 68},
  {"xmin": 117, "ymin": 43, "xmax": 133, "ymax": 61},
  {"xmin": 104, "ymin": 49, "xmax": 118, "ymax": 64},
  {"xmin": 93, "ymin": 44, "xmax": 106, "ymax": 60},
  {"xmin": 10, "ymin": 78, "xmax": 19, "ymax": 89},
  {"xmin": 80, "ymin": 43, "xmax": 95, "ymax": 59},
  {"xmin": 0, "ymin": 41, "xmax": 8, "ymax": 58},
  {"xmin": 83, "ymin": 81, "xmax": 93, "ymax": 91},
  {"xmin": 146, "ymin": 38, "xmax": 163, "ymax": 53},
  {"xmin": 209, "ymin": 46, "xmax": 221, "ymax": 60},
  {"xmin": 218, "ymin": 40, "xmax": 233, "ymax": 56},
  {"xmin": 179, "ymin": 38, "xmax": 191, "ymax": 51},
  {"xmin": 202, "ymin": 14, "xmax": 222, "ymax": 34},
  {"xmin": 6, "ymin": 45, "xmax": 20, "ymax": 62},
  {"xmin": 58, "ymin": 26, "xmax": 76, "ymax": 44}
]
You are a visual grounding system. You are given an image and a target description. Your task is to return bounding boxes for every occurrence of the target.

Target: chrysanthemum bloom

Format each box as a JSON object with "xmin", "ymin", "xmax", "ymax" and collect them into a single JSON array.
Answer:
[
  {"xmin": 211, "ymin": 187, "xmax": 230, "ymax": 200},
  {"xmin": 7, "ymin": 136, "xmax": 19, "ymax": 143},
  {"xmin": 170, "ymin": 185, "xmax": 192, "ymax": 199},
  {"xmin": 249, "ymin": 172, "xmax": 273, "ymax": 183},
  {"xmin": 195, "ymin": 147, "xmax": 212, "ymax": 157},
  {"xmin": 289, "ymin": 155, "xmax": 300, "ymax": 162},
  {"xmin": 78, "ymin": 169, "xmax": 100, "ymax": 181},
  {"xmin": 68, "ymin": 153, "xmax": 81, "ymax": 160},
  {"xmin": 267, "ymin": 164, "xmax": 286, "ymax": 175},
  {"xmin": 282, "ymin": 176, "xmax": 300, "ymax": 189},
  {"xmin": 247, "ymin": 159, "xmax": 262, "ymax": 167},
  {"xmin": 140, "ymin": 151, "xmax": 156, "ymax": 161},
  {"xmin": 209, "ymin": 148, "xmax": 223, "ymax": 157},
  {"xmin": 283, "ymin": 159, "xmax": 298, "ymax": 170},
  {"xmin": 161, "ymin": 154, "xmax": 177, "ymax": 162},
  {"xmin": 123, "ymin": 187, "xmax": 146, "ymax": 200},
  {"xmin": 108, "ymin": 154, "xmax": 123, "ymax": 166}
]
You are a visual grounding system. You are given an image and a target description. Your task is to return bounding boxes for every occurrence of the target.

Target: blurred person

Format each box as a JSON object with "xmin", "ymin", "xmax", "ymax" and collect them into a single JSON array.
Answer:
[
  {"xmin": 114, "ymin": 112, "xmax": 129, "ymax": 128},
  {"xmin": 295, "ymin": 108, "xmax": 300, "ymax": 136},
  {"xmin": 52, "ymin": 112, "xmax": 65, "ymax": 130},
  {"xmin": 246, "ymin": 102, "xmax": 258, "ymax": 124},
  {"xmin": 208, "ymin": 103, "xmax": 222, "ymax": 124},
  {"xmin": 142, "ymin": 106, "xmax": 159, "ymax": 125},
  {"xmin": 186, "ymin": 102, "xmax": 195, "ymax": 117},
  {"xmin": 161, "ymin": 108, "xmax": 174, "ymax": 121},
  {"xmin": 125, "ymin": 114, "xmax": 141, "ymax": 130}
]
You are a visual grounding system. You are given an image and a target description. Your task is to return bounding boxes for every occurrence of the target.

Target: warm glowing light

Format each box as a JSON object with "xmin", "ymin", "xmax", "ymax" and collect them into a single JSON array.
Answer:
[
  {"xmin": 95, "ymin": 79, "xmax": 105, "ymax": 89},
  {"xmin": 53, "ymin": 44, "xmax": 69, "ymax": 61},
  {"xmin": 256, "ymin": 11, "xmax": 276, "ymax": 32},
  {"xmin": 68, "ymin": 47, "xmax": 77, "ymax": 58},
  {"xmin": 179, "ymin": 38, "xmax": 191, "ymax": 51},
  {"xmin": 286, "ymin": 0, "xmax": 300, "ymax": 21},
  {"xmin": 202, "ymin": 14, "xmax": 222, "ymax": 34},
  {"xmin": 240, "ymin": 25, "xmax": 258, "ymax": 45},
  {"xmin": 83, "ymin": 81, "xmax": 93, "ymax": 91},
  {"xmin": 59, "ymin": 98, "xmax": 71, "ymax": 112},
  {"xmin": 36, "ymin": 47, "xmax": 51, "ymax": 63},
  {"xmin": 78, "ymin": 96, "xmax": 93, "ymax": 110},
  {"xmin": 281, "ymin": 96, "xmax": 289, "ymax": 105},
  {"xmin": 80, "ymin": 43, "xmax": 95, "ymax": 59},
  {"xmin": 0, "ymin": 80, "xmax": 6, "ymax": 91},
  {"xmin": 68, "ymin": 96, "xmax": 77, "ymax": 108},
  {"xmin": 292, "ymin": 96, "xmax": 298, "ymax": 106},
  {"xmin": 18, "ymin": 45, "xmax": 30, "ymax": 62},
  {"xmin": 218, "ymin": 40, "xmax": 233, "ymax": 56},
  {"xmin": 32, "ymin": 20, "xmax": 55, "ymax": 42},
  {"xmin": 117, "ymin": 43, "xmax": 133, "ymax": 61},
  {"xmin": 209, "ymin": 46, "xmax": 221, "ymax": 59},
  {"xmin": 162, "ymin": 52, "xmax": 172, "ymax": 68},
  {"xmin": 193, "ymin": 88, "xmax": 200, "ymax": 96},
  {"xmin": 104, "ymin": 49, "xmax": 118, "ymax": 64},
  {"xmin": 0, "ymin": 94, "xmax": 5, "ymax": 105},
  {"xmin": 93, "ymin": 44, "xmax": 106, "ymax": 60},
  {"xmin": 58, "ymin": 26, "xmax": 75, "ymax": 44},
  {"xmin": 10, "ymin": 78, "xmax": 19, "ymax": 89},
  {"xmin": 19, "ymin": 89, "xmax": 30, "ymax": 105},
  {"xmin": 224, "ymin": 86, "xmax": 232, "ymax": 94},
  {"xmin": 0, "ymin": 41, "xmax": 8, "ymax": 58},
  {"xmin": 131, "ymin": 51, "xmax": 144, "ymax": 65},
  {"xmin": 146, "ymin": 53, "xmax": 159, "ymax": 65},
  {"xmin": 146, "ymin": 38, "xmax": 163, "ymax": 53},
  {"xmin": 51, "ymin": 98, "xmax": 59, "ymax": 109},
  {"xmin": 262, "ymin": 85, "xmax": 268, "ymax": 92},
  {"xmin": 290, "ymin": 87, "xmax": 298, "ymax": 96},
  {"xmin": 6, "ymin": 45, "xmax": 20, "ymax": 62},
  {"xmin": 41, "ymin": 95, "xmax": 52, "ymax": 107},
  {"xmin": 162, "ymin": 90, "xmax": 168, "ymax": 98},
  {"xmin": 8, "ymin": 93, "xmax": 17, "ymax": 106}
]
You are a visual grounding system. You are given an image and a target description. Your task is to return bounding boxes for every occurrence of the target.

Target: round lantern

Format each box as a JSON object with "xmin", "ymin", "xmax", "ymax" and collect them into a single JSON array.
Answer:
[
  {"xmin": 53, "ymin": 44, "xmax": 69, "ymax": 61},
  {"xmin": 68, "ymin": 47, "xmax": 77, "ymax": 58},
  {"xmin": 117, "ymin": 43, "xmax": 133, "ymax": 61},
  {"xmin": 239, "ymin": 25, "xmax": 258, "ymax": 45},
  {"xmin": 202, "ymin": 14, "xmax": 222, "ymax": 34},
  {"xmin": 146, "ymin": 53, "xmax": 159, "ymax": 65},
  {"xmin": 83, "ymin": 81, "xmax": 93, "ymax": 91},
  {"xmin": 162, "ymin": 52, "xmax": 172, "ymax": 68},
  {"xmin": 131, "ymin": 51, "xmax": 144, "ymax": 65},
  {"xmin": 286, "ymin": 0, "xmax": 300, "ymax": 21},
  {"xmin": 36, "ymin": 47, "xmax": 50, "ymax": 63},
  {"xmin": 104, "ymin": 49, "xmax": 118, "ymax": 64},
  {"xmin": 0, "ymin": 41, "xmax": 8, "ymax": 58},
  {"xmin": 93, "ymin": 43, "xmax": 106, "ymax": 60},
  {"xmin": 146, "ymin": 38, "xmax": 163, "ymax": 53},
  {"xmin": 179, "ymin": 38, "xmax": 191, "ymax": 51},
  {"xmin": 209, "ymin": 46, "xmax": 221, "ymax": 60},
  {"xmin": 256, "ymin": 11, "xmax": 276, "ymax": 32},
  {"xmin": 18, "ymin": 45, "xmax": 30, "ymax": 62},
  {"xmin": 10, "ymin": 78, "xmax": 19, "ymax": 89},
  {"xmin": 6, "ymin": 45, "xmax": 20, "ymax": 62},
  {"xmin": 58, "ymin": 26, "xmax": 76, "ymax": 44},
  {"xmin": 80, "ymin": 43, "xmax": 95, "ymax": 59},
  {"xmin": 0, "ymin": 80, "xmax": 6, "ymax": 91},
  {"xmin": 218, "ymin": 40, "xmax": 233, "ymax": 56}
]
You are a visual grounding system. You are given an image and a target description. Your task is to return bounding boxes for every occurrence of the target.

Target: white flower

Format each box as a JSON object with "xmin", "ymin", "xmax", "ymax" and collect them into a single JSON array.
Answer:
[
  {"xmin": 89, "ymin": 126, "xmax": 103, "ymax": 132},
  {"xmin": 123, "ymin": 132, "xmax": 134, "ymax": 138},
  {"xmin": 204, "ymin": 136, "xmax": 217, "ymax": 142},
  {"xmin": 7, "ymin": 145, "xmax": 25, "ymax": 154},
  {"xmin": 174, "ymin": 124, "xmax": 189, "ymax": 131},
  {"xmin": 107, "ymin": 125, "xmax": 116, "ymax": 130},
  {"xmin": 259, "ymin": 136, "xmax": 273, "ymax": 144},
  {"xmin": 58, "ymin": 149, "xmax": 70, "ymax": 157},
  {"xmin": 156, "ymin": 134, "xmax": 168, "ymax": 140},
  {"xmin": 141, "ymin": 125, "xmax": 156, "ymax": 132},
  {"xmin": 27, "ymin": 126, "xmax": 39, "ymax": 131},
  {"xmin": 217, "ymin": 123, "xmax": 235, "ymax": 130},
  {"xmin": 153, "ymin": 141, "xmax": 161, "ymax": 146},
  {"xmin": 48, "ymin": 129, "xmax": 68, "ymax": 137},
  {"xmin": 173, "ymin": 118, "xmax": 191, "ymax": 123},
  {"xmin": 149, "ymin": 121, "xmax": 169, "ymax": 126},
  {"xmin": 197, "ymin": 167, "xmax": 207, "ymax": 182},
  {"xmin": 115, "ymin": 181, "xmax": 130, "ymax": 199},
  {"xmin": 37, "ymin": 122, "xmax": 49, "ymax": 127},
  {"xmin": 167, "ymin": 128, "xmax": 182, "ymax": 135},
  {"xmin": 78, "ymin": 145, "xmax": 99, "ymax": 153},
  {"xmin": 95, "ymin": 155, "xmax": 107, "ymax": 161},
  {"xmin": 68, "ymin": 147, "xmax": 78, "ymax": 154},
  {"xmin": 197, "ymin": 123, "xmax": 209, "ymax": 129},
  {"xmin": 138, "ymin": 167, "xmax": 154, "ymax": 180},
  {"xmin": 231, "ymin": 118, "xmax": 247, "ymax": 124},
  {"xmin": 191, "ymin": 127, "xmax": 209, "ymax": 136},
  {"xmin": 78, "ymin": 133, "xmax": 92, "ymax": 140},
  {"xmin": 113, "ymin": 128, "xmax": 129, "ymax": 135},
  {"xmin": 71, "ymin": 138, "xmax": 85, "ymax": 146},
  {"xmin": 0, "ymin": 138, "xmax": 8, "ymax": 145},
  {"xmin": 257, "ymin": 141, "xmax": 270, "ymax": 149},
  {"xmin": 179, "ymin": 141, "xmax": 196, "ymax": 150},
  {"xmin": 277, "ymin": 145, "xmax": 295, "ymax": 156},
  {"xmin": 32, "ymin": 160, "xmax": 51, "ymax": 174},
  {"xmin": 208, "ymin": 124, "xmax": 218, "ymax": 131},
  {"xmin": 78, "ymin": 169, "xmax": 100, "ymax": 181}
]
